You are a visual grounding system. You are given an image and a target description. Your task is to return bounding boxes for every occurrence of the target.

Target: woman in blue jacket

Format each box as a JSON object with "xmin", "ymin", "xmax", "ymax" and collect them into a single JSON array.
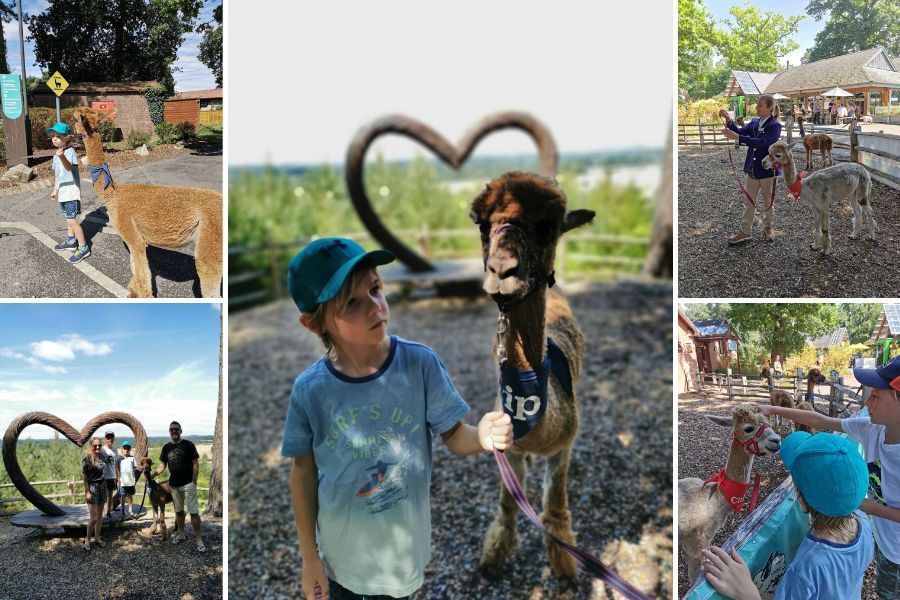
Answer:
[{"xmin": 719, "ymin": 94, "xmax": 782, "ymax": 244}]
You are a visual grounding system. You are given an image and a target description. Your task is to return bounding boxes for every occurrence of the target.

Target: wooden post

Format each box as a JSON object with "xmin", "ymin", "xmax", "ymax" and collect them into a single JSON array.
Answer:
[
  {"xmin": 727, "ymin": 368, "xmax": 734, "ymax": 402},
  {"xmin": 829, "ymin": 370, "xmax": 841, "ymax": 417},
  {"xmin": 795, "ymin": 368, "xmax": 803, "ymax": 400},
  {"xmin": 850, "ymin": 119, "xmax": 859, "ymax": 163},
  {"xmin": 741, "ymin": 375, "xmax": 747, "ymax": 398},
  {"xmin": 699, "ymin": 118, "xmax": 704, "ymax": 148},
  {"xmin": 268, "ymin": 240, "xmax": 282, "ymax": 299}
]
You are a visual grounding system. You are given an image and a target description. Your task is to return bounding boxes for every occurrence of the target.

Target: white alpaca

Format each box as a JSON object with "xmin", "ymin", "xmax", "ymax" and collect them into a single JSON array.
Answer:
[
  {"xmin": 763, "ymin": 140, "xmax": 876, "ymax": 255},
  {"xmin": 678, "ymin": 405, "xmax": 782, "ymax": 582}
]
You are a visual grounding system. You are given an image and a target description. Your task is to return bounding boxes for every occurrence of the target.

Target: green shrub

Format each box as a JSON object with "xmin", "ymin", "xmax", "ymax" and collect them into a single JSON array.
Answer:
[
  {"xmin": 155, "ymin": 121, "xmax": 177, "ymax": 144},
  {"xmin": 174, "ymin": 121, "xmax": 196, "ymax": 142},
  {"xmin": 125, "ymin": 129, "xmax": 152, "ymax": 149},
  {"xmin": 144, "ymin": 84, "xmax": 168, "ymax": 125},
  {"xmin": 98, "ymin": 120, "xmax": 118, "ymax": 142}
]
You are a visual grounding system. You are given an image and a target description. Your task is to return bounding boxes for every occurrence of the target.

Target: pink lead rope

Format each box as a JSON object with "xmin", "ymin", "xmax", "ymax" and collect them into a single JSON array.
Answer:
[
  {"xmin": 727, "ymin": 147, "xmax": 776, "ymax": 212},
  {"xmin": 492, "ymin": 448, "xmax": 653, "ymax": 599}
]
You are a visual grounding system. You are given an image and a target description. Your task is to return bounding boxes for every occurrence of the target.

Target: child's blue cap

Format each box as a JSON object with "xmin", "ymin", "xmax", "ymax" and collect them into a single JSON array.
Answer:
[
  {"xmin": 47, "ymin": 122, "xmax": 72, "ymax": 135},
  {"xmin": 780, "ymin": 432, "xmax": 867, "ymax": 516},
  {"xmin": 287, "ymin": 238, "xmax": 394, "ymax": 313},
  {"xmin": 121, "ymin": 441, "xmax": 131, "ymax": 448},
  {"xmin": 854, "ymin": 355, "xmax": 900, "ymax": 392}
]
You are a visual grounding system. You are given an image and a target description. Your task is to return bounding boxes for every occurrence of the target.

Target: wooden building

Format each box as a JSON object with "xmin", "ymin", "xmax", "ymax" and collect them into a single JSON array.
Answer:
[
  {"xmin": 31, "ymin": 81, "xmax": 157, "ymax": 134},
  {"xmin": 692, "ymin": 319, "xmax": 741, "ymax": 373},
  {"xmin": 163, "ymin": 88, "xmax": 223, "ymax": 128},
  {"xmin": 678, "ymin": 307, "xmax": 701, "ymax": 392}
]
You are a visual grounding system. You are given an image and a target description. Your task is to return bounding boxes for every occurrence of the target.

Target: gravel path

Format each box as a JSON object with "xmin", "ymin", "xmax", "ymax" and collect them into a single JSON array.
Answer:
[
  {"xmin": 677, "ymin": 391, "xmax": 876, "ymax": 598},
  {"xmin": 229, "ymin": 280, "xmax": 673, "ymax": 599},
  {"xmin": 0, "ymin": 514, "xmax": 222, "ymax": 599},
  {"xmin": 677, "ymin": 145, "xmax": 900, "ymax": 298}
]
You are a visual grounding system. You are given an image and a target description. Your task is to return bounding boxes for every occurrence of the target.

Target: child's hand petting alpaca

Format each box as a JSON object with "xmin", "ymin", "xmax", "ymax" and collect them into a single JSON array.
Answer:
[{"xmin": 477, "ymin": 411, "xmax": 513, "ymax": 452}]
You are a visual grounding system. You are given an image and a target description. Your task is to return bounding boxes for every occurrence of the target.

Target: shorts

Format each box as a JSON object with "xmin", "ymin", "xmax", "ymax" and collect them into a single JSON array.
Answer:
[
  {"xmin": 327, "ymin": 579, "xmax": 409, "ymax": 600},
  {"xmin": 105, "ymin": 478, "xmax": 117, "ymax": 491},
  {"xmin": 58, "ymin": 199, "xmax": 80, "ymax": 219},
  {"xmin": 121, "ymin": 485, "xmax": 136, "ymax": 496},
  {"xmin": 171, "ymin": 481, "xmax": 199, "ymax": 514},
  {"xmin": 876, "ymin": 544, "xmax": 900, "ymax": 599},
  {"xmin": 86, "ymin": 482, "xmax": 107, "ymax": 505}
]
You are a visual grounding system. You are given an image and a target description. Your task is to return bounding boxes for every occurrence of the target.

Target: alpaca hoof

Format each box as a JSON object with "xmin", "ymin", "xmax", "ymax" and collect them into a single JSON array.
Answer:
[
  {"xmin": 477, "ymin": 559, "xmax": 504, "ymax": 580},
  {"xmin": 848, "ymin": 233, "xmax": 857, "ymax": 240},
  {"xmin": 479, "ymin": 521, "xmax": 517, "ymax": 578}
]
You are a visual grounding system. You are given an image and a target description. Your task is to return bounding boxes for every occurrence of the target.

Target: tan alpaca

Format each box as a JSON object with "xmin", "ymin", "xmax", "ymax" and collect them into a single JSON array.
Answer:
[
  {"xmin": 137, "ymin": 457, "xmax": 173, "ymax": 540},
  {"xmin": 769, "ymin": 389, "xmax": 795, "ymax": 433},
  {"xmin": 794, "ymin": 367, "xmax": 823, "ymax": 434},
  {"xmin": 72, "ymin": 109, "xmax": 222, "ymax": 298},
  {"xmin": 797, "ymin": 116, "xmax": 833, "ymax": 170},
  {"xmin": 795, "ymin": 402, "xmax": 816, "ymax": 434},
  {"xmin": 678, "ymin": 405, "xmax": 782, "ymax": 583},
  {"xmin": 470, "ymin": 172, "xmax": 594, "ymax": 585}
]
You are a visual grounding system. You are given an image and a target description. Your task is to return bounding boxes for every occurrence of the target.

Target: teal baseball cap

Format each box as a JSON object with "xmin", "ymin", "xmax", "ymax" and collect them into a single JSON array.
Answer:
[
  {"xmin": 47, "ymin": 122, "xmax": 72, "ymax": 135},
  {"xmin": 780, "ymin": 432, "xmax": 867, "ymax": 516},
  {"xmin": 287, "ymin": 238, "xmax": 394, "ymax": 313}
]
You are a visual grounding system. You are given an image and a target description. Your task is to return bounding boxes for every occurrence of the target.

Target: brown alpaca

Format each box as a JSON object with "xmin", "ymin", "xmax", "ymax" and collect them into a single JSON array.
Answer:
[
  {"xmin": 137, "ymin": 457, "xmax": 173, "ymax": 540},
  {"xmin": 769, "ymin": 389, "xmax": 795, "ymax": 433},
  {"xmin": 795, "ymin": 402, "xmax": 816, "ymax": 434},
  {"xmin": 71, "ymin": 109, "xmax": 223, "ymax": 298},
  {"xmin": 470, "ymin": 172, "xmax": 594, "ymax": 584},
  {"xmin": 795, "ymin": 367, "xmax": 824, "ymax": 434},
  {"xmin": 797, "ymin": 116, "xmax": 833, "ymax": 170}
]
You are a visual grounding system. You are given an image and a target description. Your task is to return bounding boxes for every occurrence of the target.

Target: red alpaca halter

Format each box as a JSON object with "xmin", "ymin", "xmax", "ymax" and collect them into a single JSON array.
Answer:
[
  {"xmin": 702, "ymin": 423, "xmax": 770, "ymax": 513},
  {"xmin": 769, "ymin": 154, "xmax": 806, "ymax": 199}
]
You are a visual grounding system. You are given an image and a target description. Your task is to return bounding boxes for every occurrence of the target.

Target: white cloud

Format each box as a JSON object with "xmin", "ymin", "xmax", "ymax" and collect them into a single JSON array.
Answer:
[
  {"xmin": 0, "ymin": 382, "xmax": 65, "ymax": 403},
  {"xmin": 2, "ymin": 346, "xmax": 68, "ymax": 373},
  {"xmin": 60, "ymin": 334, "xmax": 112, "ymax": 356},
  {"xmin": 29, "ymin": 334, "xmax": 112, "ymax": 361},
  {"xmin": 30, "ymin": 340, "xmax": 75, "ymax": 361}
]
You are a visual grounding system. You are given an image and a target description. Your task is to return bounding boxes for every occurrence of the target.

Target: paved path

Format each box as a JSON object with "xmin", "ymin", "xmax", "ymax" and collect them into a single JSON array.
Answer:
[{"xmin": 0, "ymin": 153, "xmax": 222, "ymax": 298}]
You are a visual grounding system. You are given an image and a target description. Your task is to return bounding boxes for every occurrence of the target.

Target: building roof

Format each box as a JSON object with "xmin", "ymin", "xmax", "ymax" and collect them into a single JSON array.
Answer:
[
  {"xmin": 867, "ymin": 303, "xmax": 900, "ymax": 344},
  {"xmin": 33, "ymin": 81, "xmax": 159, "ymax": 94},
  {"xmin": 692, "ymin": 319, "xmax": 739, "ymax": 340},
  {"xmin": 726, "ymin": 71, "xmax": 779, "ymax": 97},
  {"xmin": 811, "ymin": 326, "xmax": 848, "ymax": 349},
  {"xmin": 171, "ymin": 88, "xmax": 223, "ymax": 101},
  {"xmin": 679, "ymin": 307, "xmax": 701, "ymax": 336},
  {"xmin": 764, "ymin": 48, "xmax": 900, "ymax": 95}
]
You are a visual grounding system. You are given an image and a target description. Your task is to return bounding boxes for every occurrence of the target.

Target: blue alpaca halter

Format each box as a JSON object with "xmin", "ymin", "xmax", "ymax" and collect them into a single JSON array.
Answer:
[
  {"xmin": 499, "ymin": 338, "xmax": 573, "ymax": 440},
  {"xmin": 90, "ymin": 163, "xmax": 113, "ymax": 189}
]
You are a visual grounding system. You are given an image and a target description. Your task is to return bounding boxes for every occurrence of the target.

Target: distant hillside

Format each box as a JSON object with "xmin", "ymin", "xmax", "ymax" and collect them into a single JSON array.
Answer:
[{"xmin": 18, "ymin": 435, "xmax": 215, "ymax": 445}]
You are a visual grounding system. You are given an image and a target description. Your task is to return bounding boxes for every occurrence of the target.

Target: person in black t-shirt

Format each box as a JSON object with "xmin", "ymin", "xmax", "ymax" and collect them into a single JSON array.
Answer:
[{"xmin": 155, "ymin": 420, "xmax": 205, "ymax": 552}]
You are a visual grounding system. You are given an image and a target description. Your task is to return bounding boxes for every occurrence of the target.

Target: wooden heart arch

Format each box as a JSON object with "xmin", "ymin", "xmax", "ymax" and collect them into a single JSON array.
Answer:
[
  {"xmin": 2, "ymin": 411, "xmax": 149, "ymax": 516},
  {"xmin": 345, "ymin": 111, "xmax": 559, "ymax": 273}
]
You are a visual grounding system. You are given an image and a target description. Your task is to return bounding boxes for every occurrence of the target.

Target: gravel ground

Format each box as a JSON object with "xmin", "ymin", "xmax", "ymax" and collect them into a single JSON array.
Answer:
[
  {"xmin": 229, "ymin": 280, "xmax": 673, "ymax": 599},
  {"xmin": 0, "ymin": 514, "xmax": 222, "ymax": 599},
  {"xmin": 677, "ymin": 145, "xmax": 900, "ymax": 298},
  {"xmin": 676, "ymin": 391, "xmax": 876, "ymax": 598}
]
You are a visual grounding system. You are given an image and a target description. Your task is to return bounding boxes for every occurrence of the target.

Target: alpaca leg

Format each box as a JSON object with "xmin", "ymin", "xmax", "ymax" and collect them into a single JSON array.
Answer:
[
  {"xmin": 118, "ymin": 222, "xmax": 153, "ymax": 297},
  {"xmin": 149, "ymin": 504, "xmax": 158, "ymax": 535},
  {"xmin": 810, "ymin": 210, "xmax": 822, "ymax": 250},
  {"xmin": 159, "ymin": 505, "xmax": 167, "ymax": 541},
  {"xmin": 541, "ymin": 449, "xmax": 578, "ymax": 583},
  {"xmin": 849, "ymin": 199, "xmax": 862, "ymax": 239},
  {"xmin": 866, "ymin": 203, "xmax": 877, "ymax": 240},
  {"xmin": 822, "ymin": 210, "xmax": 832, "ymax": 255},
  {"xmin": 479, "ymin": 451, "xmax": 526, "ymax": 577},
  {"xmin": 806, "ymin": 148, "xmax": 812, "ymax": 170},
  {"xmin": 195, "ymin": 217, "xmax": 222, "ymax": 298}
]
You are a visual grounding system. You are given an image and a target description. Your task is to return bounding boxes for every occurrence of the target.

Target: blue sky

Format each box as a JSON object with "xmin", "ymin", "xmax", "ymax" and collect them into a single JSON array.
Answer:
[
  {"xmin": 705, "ymin": 0, "xmax": 826, "ymax": 67},
  {"xmin": 5, "ymin": 0, "xmax": 220, "ymax": 92},
  {"xmin": 0, "ymin": 304, "xmax": 221, "ymax": 438}
]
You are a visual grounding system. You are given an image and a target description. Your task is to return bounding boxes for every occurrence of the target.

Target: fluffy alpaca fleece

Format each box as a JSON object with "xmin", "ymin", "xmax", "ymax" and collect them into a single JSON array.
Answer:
[
  {"xmin": 137, "ymin": 457, "xmax": 172, "ymax": 540},
  {"xmin": 769, "ymin": 389, "xmax": 795, "ymax": 432},
  {"xmin": 763, "ymin": 140, "xmax": 876, "ymax": 254},
  {"xmin": 798, "ymin": 116, "xmax": 833, "ymax": 169},
  {"xmin": 470, "ymin": 171, "xmax": 594, "ymax": 586},
  {"xmin": 795, "ymin": 401, "xmax": 817, "ymax": 433},
  {"xmin": 72, "ymin": 109, "xmax": 223, "ymax": 298}
]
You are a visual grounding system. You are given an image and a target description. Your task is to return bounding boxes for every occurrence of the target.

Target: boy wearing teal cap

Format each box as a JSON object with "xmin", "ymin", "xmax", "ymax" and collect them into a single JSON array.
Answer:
[
  {"xmin": 702, "ymin": 431, "xmax": 873, "ymax": 599},
  {"xmin": 48, "ymin": 122, "xmax": 90, "ymax": 263},
  {"xmin": 282, "ymin": 237, "xmax": 513, "ymax": 599},
  {"xmin": 762, "ymin": 355, "xmax": 900, "ymax": 598}
]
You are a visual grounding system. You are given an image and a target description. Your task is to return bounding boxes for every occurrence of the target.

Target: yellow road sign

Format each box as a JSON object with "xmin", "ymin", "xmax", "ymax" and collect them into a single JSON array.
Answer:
[{"xmin": 46, "ymin": 71, "xmax": 69, "ymax": 97}]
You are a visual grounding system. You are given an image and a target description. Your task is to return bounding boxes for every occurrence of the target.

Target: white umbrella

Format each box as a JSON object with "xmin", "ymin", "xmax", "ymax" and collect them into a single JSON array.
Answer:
[
  {"xmin": 772, "ymin": 93, "xmax": 789, "ymax": 100},
  {"xmin": 821, "ymin": 86, "xmax": 854, "ymax": 97}
]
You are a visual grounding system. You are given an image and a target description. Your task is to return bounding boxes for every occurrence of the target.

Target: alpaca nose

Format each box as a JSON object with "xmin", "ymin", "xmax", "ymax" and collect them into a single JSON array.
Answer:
[{"xmin": 484, "ymin": 248, "xmax": 521, "ymax": 294}]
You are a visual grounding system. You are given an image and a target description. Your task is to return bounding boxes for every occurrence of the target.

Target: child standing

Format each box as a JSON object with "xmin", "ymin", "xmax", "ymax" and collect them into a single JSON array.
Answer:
[
  {"xmin": 116, "ymin": 441, "xmax": 137, "ymax": 518},
  {"xmin": 282, "ymin": 238, "xmax": 513, "ymax": 599},
  {"xmin": 719, "ymin": 94, "xmax": 782, "ymax": 244},
  {"xmin": 761, "ymin": 355, "xmax": 900, "ymax": 599},
  {"xmin": 48, "ymin": 122, "xmax": 89, "ymax": 263},
  {"xmin": 701, "ymin": 431, "xmax": 873, "ymax": 599}
]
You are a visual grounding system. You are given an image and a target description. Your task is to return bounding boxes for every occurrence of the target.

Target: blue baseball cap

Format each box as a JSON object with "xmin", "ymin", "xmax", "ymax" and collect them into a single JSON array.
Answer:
[
  {"xmin": 121, "ymin": 441, "xmax": 132, "ymax": 448},
  {"xmin": 47, "ymin": 122, "xmax": 72, "ymax": 135},
  {"xmin": 780, "ymin": 432, "xmax": 867, "ymax": 516},
  {"xmin": 854, "ymin": 355, "xmax": 900, "ymax": 392},
  {"xmin": 287, "ymin": 238, "xmax": 394, "ymax": 313}
]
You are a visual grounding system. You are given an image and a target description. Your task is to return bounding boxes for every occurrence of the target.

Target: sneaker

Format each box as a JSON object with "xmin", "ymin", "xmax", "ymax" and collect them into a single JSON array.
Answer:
[
  {"xmin": 764, "ymin": 227, "xmax": 775, "ymax": 241},
  {"xmin": 54, "ymin": 238, "xmax": 78, "ymax": 252},
  {"xmin": 728, "ymin": 232, "xmax": 753, "ymax": 244},
  {"xmin": 69, "ymin": 246, "xmax": 91, "ymax": 263}
]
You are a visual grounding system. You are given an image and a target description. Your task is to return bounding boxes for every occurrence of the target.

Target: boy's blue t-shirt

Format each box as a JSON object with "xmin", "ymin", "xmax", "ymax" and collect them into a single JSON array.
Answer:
[
  {"xmin": 52, "ymin": 147, "xmax": 80, "ymax": 199},
  {"xmin": 775, "ymin": 511, "xmax": 873, "ymax": 599},
  {"xmin": 281, "ymin": 335, "xmax": 470, "ymax": 597}
]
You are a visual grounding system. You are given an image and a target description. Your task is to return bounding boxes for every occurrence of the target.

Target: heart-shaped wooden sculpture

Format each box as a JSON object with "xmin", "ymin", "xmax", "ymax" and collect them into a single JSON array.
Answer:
[
  {"xmin": 2, "ymin": 411, "xmax": 148, "ymax": 516},
  {"xmin": 345, "ymin": 111, "xmax": 558, "ymax": 272}
]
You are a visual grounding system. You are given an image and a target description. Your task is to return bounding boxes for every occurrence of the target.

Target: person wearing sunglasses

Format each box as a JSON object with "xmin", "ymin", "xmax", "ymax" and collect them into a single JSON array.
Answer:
[
  {"xmin": 81, "ymin": 437, "xmax": 107, "ymax": 551},
  {"xmin": 155, "ymin": 421, "xmax": 205, "ymax": 552}
]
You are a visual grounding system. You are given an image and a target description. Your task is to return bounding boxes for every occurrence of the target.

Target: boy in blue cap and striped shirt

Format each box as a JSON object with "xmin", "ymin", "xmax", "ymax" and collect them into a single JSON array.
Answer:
[
  {"xmin": 48, "ymin": 122, "xmax": 90, "ymax": 263},
  {"xmin": 701, "ymin": 431, "xmax": 873, "ymax": 599}
]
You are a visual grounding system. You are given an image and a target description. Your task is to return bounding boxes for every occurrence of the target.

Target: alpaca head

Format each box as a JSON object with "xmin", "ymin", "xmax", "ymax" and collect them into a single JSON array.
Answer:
[
  {"xmin": 807, "ymin": 368, "xmax": 825, "ymax": 384},
  {"xmin": 762, "ymin": 140, "xmax": 798, "ymax": 170},
  {"xmin": 72, "ymin": 108, "xmax": 105, "ymax": 138},
  {"xmin": 137, "ymin": 456, "xmax": 153, "ymax": 472},
  {"xmin": 706, "ymin": 404, "xmax": 782, "ymax": 456},
  {"xmin": 469, "ymin": 171, "xmax": 594, "ymax": 302}
]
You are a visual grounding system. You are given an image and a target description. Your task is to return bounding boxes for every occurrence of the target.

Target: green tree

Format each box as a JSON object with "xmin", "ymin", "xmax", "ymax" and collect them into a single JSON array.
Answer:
[
  {"xmin": 841, "ymin": 303, "xmax": 882, "ymax": 344},
  {"xmin": 727, "ymin": 304, "xmax": 841, "ymax": 362},
  {"xmin": 197, "ymin": 2, "xmax": 222, "ymax": 87},
  {"xmin": 0, "ymin": 2, "xmax": 15, "ymax": 75},
  {"xmin": 683, "ymin": 303, "xmax": 731, "ymax": 322},
  {"xmin": 717, "ymin": 5, "xmax": 804, "ymax": 72},
  {"xmin": 678, "ymin": 0, "xmax": 720, "ymax": 101},
  {"xmin": 804, "ymin": 0, "xmax": 900, "ymax": 62},
  {"xmin": 28, "ymin": 0, "xmax": 203, "ymax": 93}
]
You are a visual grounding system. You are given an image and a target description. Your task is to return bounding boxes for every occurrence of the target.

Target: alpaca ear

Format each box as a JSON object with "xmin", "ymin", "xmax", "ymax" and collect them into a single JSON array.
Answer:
[
  {"xmin": 705, "ymin": 415, "xmax": 733, "ymax": 427},
  {"xmin": 561, "ymin": 209, "xmax": 595, "ymax": 234}
]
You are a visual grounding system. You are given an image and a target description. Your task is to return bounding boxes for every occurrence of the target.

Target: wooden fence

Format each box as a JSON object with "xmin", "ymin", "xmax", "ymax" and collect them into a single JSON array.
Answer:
[
  {"xmin": 199, "ymin": 110, "xmax": 223, "ymax": 126},
  {"xmin": 0, "ymin": 480, "xmax": 210, "ymax": 517},
  {"xmin": 229, "ymin": 228, "xmax": 650, "ymax": 309},
  {"xmin": 689, "ymin": 368, "xmax": 865, "ymax": 418},
  {"xmin": 678, "ymin": 121, "xmax": 733, "ymax": 147}
]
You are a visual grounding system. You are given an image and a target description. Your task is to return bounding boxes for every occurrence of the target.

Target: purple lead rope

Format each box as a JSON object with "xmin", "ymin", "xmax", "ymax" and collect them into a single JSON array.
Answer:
[{"xmin": 492, "ymin": 448, "xmax": 654, "ymax": 600}]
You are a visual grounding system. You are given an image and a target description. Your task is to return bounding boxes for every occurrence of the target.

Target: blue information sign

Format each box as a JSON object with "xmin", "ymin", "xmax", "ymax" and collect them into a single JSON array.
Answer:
[{"xmin": 0, "ymin": 74, "xmax": 22, "ymax": 120}]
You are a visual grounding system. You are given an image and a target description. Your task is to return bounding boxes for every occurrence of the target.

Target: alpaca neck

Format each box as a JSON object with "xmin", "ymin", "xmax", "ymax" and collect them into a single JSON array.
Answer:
[
  {"xmin": 781, "ymin": 158, "xmax": 798, "ymax": 189},
  {"xmin": 501, "ymin": 289, "xmax": 547, "ymax": 370},
  {"xmin": 723, "ymin": 442, "xmax": 754, "ymax": 484},
  {"xmin": 807, "ymin": 379, "xmax": 815, "ymax": 395},
  {"xmin": 82, "ymin": 134, "xmax": 117, "ymax": 204}
]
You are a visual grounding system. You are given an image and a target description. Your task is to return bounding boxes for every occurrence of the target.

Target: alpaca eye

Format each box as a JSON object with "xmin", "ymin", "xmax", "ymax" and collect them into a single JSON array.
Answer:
[{"xmin": 744, "ymin": 426, "xmax": 755, "ymax": 433}]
